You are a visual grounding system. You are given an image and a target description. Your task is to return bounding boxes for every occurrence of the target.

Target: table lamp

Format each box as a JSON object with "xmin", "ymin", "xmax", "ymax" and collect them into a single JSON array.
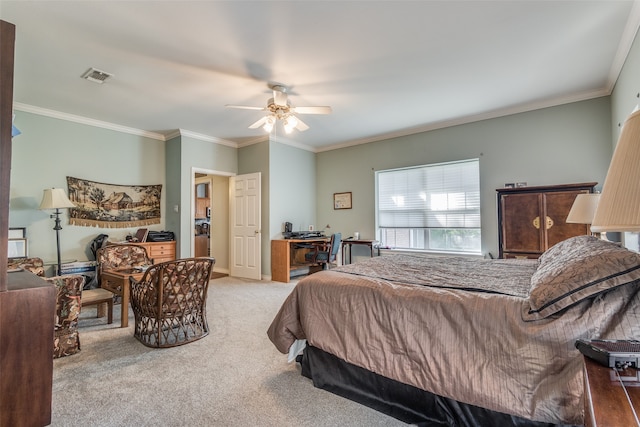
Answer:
[
  {"xmin": 591, "ymin": 108, "xmax": 640, "ymax": 240},
  {"xmin": 566, "ymin": 193, "xmax": 601, "ymax": 238},
  {"xmin": 39, "ymin": 188, "xmax": 75, "ymax": 274}
]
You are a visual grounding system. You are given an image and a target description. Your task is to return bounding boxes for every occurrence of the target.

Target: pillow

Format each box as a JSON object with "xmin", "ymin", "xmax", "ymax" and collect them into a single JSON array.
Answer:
[{"xmin": 525, "ymin": 235, "xmax": 640, "ymax": 319}]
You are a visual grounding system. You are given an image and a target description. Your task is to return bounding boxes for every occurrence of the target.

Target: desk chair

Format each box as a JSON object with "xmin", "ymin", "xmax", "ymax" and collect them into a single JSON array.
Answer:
[{"xmin": 305, "ymin": 233, "xmax": 342, "ymax": 270}]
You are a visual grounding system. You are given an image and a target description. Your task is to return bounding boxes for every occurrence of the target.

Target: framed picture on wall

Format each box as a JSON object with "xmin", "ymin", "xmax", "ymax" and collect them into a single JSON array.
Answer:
[
  {"xmin": 8, "ymin": 238, "xmax": 27, "ymax": 258},
  {"xmin": 8, "ymin": 227, "xmax": 25, "ymax": 239},
  {"xmin": 333, "ymin": 192, "xmax": 352, "ymax": 210}
]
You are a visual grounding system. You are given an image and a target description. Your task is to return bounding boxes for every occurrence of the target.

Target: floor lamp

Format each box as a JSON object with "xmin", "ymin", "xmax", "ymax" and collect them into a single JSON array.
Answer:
[{"xmin": 39, "ymin": 188, "xmax": 75, "ymax": 274}]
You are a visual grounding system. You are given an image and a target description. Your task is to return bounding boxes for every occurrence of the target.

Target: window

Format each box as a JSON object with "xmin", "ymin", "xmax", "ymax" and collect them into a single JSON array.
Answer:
[{"xmin": 376, "ymin": 159, "xmax": 481, "ymax": 254}]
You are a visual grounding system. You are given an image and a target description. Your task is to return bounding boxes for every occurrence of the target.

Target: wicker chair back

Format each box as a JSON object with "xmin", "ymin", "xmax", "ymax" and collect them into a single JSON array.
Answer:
[{"xmin": 129, "ymin": 257, "xmax": 216, "ymax": 348}]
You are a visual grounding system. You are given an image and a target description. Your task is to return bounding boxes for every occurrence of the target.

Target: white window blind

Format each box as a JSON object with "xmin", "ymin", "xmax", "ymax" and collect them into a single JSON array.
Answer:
[{"xmin": 376, "ymin": 159, "xmax": 481, "ymax": 253}]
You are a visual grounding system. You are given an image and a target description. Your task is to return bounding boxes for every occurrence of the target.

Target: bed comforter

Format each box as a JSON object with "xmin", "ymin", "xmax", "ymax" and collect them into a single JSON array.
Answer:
[{"xmin": 267, "ymin": 236, "xmax": 640, "ymax": 425}]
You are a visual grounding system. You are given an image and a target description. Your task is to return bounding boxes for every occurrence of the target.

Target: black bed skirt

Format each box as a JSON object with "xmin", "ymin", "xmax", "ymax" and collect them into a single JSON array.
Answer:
[{"xmin": 299, "ymin": 345, "xmax": 575, "ymax": 427}]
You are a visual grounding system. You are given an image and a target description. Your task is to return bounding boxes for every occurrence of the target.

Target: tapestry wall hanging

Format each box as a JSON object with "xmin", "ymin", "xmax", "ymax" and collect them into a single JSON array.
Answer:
[{"xmin": 66, "ymin": 176, "xmax": 162, "ymax": 228}]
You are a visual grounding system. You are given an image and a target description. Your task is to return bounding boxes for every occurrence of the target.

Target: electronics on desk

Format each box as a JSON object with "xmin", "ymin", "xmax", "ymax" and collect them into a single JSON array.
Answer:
[
  {"xmin": 283, "ymin": 231, "xmax": 325, "ymax": 239},
  {"xmin": 576, "ymin": 339, "xmax": 640, "ymax": 369}
]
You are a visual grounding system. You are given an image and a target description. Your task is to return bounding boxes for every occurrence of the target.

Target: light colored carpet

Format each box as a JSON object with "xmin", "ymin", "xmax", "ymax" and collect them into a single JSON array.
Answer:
[{"xmin": 52, "ymin": 277, "xmax": 405, "ymax": 426}]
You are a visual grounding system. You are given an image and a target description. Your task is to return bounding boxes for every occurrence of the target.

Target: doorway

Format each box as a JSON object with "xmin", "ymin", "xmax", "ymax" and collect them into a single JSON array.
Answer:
[{"xmin": 192, "ymin": 169, "xmax": 231, "ymax": 275}]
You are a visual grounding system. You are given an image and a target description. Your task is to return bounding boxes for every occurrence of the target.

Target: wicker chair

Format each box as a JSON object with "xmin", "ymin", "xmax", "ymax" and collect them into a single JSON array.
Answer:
[
  {"xmin": 45, "ymin": 274, "xmax": 84, "ymax": 358},
  {"xmin": 129, "ymin": 257, "xmax": 215, "ymax": 348}
]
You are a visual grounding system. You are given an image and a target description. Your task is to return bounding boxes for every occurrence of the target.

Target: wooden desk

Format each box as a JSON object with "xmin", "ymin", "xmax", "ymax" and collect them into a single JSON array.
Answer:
[
  {"xmin": 341, "ymin": 239, "xmax": 380, "ymax": 265},
  {"xmin": 271, "ymin": 239, "xmax": 327, "ymax": 283},
  {"xmin": 583, "ymin": 356, "xmax": 640, "ymax": 427},
  {"xmin": 100, "ymin": 268, "xmax": 145, "ymax": 327}
]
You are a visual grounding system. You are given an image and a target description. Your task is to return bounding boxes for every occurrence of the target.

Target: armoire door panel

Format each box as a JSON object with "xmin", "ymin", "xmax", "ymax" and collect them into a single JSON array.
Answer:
[
  {"xmin": 544, "ymin": 191, "xmax": 590, "ymax": 248},
  {"xmin": 501, "ymin": 193, "xmax": 543, "ymax": 253}
]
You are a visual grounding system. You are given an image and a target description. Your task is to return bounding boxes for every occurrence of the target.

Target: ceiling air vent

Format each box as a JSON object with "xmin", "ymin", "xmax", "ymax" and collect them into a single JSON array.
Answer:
[{"xmin": 81, "ymin": 67, "xmax": 113, "ymax": 84}]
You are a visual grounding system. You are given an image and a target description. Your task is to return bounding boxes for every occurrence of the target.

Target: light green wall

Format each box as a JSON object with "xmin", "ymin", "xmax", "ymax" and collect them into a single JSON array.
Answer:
[
  {"xmin": 177, "ymin": 134, "xmax": 237, "ymax": 259},
  {"xmin": 269, "ymin": 141, "xmax": 316, "ymax": 238},
  {"xmin": 317, "ymin": 97, "xmax": 612, "ymax": 259},
  {"xmin": 10, "ymin": 111, "xmax": 165, "ymax": 269},
  {"xmin": 165, "ymin": 135, "xmax": 181, "ymax": 254},
  {"xmin": 237, "ymin": 139, "xmax": 316, "ymax": 276},
  {"xmin": 611, "ymin": 28, "xmax": 640, "ymax": 145}
]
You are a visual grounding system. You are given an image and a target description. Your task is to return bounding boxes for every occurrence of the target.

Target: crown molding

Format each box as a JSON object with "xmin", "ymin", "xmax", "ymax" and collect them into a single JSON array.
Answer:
[
  {"xmin": 13, "ymin": 102, "xmax": 167, "ymax": 141},
  {"xmin": 175, "ymin": 129, "xmax": 238, "ymax": 148},
  {"xmin": 316, "ymin": 89, "xmax": 610, "ymax": 153},
  {"xmin": 607, "ymin": 0, "xmax": 640, "ymax": 91}
]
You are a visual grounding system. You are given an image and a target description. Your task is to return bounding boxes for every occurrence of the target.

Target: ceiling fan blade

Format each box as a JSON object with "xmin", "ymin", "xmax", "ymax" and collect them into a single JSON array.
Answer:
[
  {"xmin": 291, "ymin": 106, "xmax": 332, "ymax": 115},
  {"xmin": 249, "ymin": 116, "xmax": 268, "ymax": 129},
  {"xmin": 225, "ymin": 104, "xmax": 265, "ymax": 111},
  {"xmin": 295, "ymin": 116, "xmax": 310, "ymax": 131}
]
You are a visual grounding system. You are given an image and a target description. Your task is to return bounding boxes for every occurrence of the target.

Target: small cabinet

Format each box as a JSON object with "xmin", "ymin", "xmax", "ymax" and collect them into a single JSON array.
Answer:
[
  {"xmin": 195, "ymin": 235, "xmax": 208, "ymax": 257},
  {"xmin": 133, "ymin": 241, "xmax": 176, "ymax": 264},
  {"xmin": 497, "ymin": 182, "xmax": 596, "ymax": 259}
]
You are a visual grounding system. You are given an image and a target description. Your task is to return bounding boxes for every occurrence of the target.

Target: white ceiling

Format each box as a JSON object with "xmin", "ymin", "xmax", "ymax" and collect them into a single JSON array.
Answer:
[{"xmin": 2, "ymin": 1, "xmax": 639, "ymax": 152}]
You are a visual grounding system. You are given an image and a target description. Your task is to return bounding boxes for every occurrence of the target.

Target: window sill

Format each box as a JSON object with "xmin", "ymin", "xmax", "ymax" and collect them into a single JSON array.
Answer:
[{"xmin": 379, "ymin": 247, "xmax": 484, "ymax": 259}]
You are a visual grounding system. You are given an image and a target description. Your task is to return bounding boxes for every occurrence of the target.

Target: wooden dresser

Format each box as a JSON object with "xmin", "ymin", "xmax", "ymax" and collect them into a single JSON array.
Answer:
[
  {"xmin": 497, "ymin": 182, "xmax": 596, "ymax": 259},
  {"xmin": 133, "ymin": 241, "xmax": 176, "ymax": 264},
  {"xmin": 1, "ymin": 272, "xmax": 55, "ymax": 427}
]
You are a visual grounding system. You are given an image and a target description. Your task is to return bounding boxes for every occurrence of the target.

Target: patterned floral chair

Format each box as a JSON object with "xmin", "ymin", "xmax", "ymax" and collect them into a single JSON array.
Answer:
[
  {"xmin": 7, "ymin": 257, "xmax": 45, "ymax": 277},
  {"xmin": 130, "ymin": 257, "xmax": 215, "ymax": 348},
  {"xmin": 45, "ymin": 274, "xmax": 84, "ymax": 358},
  {"xmin": 96, "ymin": 244, "xmax": 153, "ymax": 293}
]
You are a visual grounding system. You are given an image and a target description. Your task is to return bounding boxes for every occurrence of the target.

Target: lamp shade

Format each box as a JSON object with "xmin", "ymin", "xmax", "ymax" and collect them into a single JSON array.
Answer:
[
  {"xmin": 39, "ymin": 188, "xmax": 75, "ymax": 210},
  {"xmin": 566, "ymin": 193, "xmax": 600, "ymax": 224},
  {"xmin": 591, "ymin": 109, "xmax": 640, "ymax": 232}
]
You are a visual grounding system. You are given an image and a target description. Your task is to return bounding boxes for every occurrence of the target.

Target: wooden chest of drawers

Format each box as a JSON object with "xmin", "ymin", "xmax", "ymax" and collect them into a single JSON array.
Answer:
[{"xmin": 133, "ymin": 241, "xmax": 176, "ymax": 264}]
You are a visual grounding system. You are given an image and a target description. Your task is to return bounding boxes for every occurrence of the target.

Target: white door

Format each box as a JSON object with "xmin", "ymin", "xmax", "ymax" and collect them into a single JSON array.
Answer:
[{"xmin": 229, "ymin": 173, "xmax": 261, "ymax": 280}]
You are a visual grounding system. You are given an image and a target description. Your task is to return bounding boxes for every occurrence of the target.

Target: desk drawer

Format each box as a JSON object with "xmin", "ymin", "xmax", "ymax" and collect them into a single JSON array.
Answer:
[
  {"xmin": 134, "ymin": 241, "xmax": 176, "ymax": 264},
  {"xmin": 148, "ymin": 244, "xmax": 174, "ymax": 257}
]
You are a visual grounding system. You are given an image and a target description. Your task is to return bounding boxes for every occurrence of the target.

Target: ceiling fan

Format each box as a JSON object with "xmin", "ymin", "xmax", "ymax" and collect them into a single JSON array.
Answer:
[{"xmin": 226, "ymin": 84, "xmax": 332, "ymax": 134}]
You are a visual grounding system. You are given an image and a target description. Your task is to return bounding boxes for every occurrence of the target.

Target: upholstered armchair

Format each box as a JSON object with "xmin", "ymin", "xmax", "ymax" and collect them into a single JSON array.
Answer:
[
  {"xmin": 129, "ymin": 257, "xmax": 215, "ymax": 348},
  {"xmin": 305, "ymin": 233, "xmax": 342, "ymax": 270},
  {"xmin": 96, "ymin": 244, "xmax": 152, "ymax": 291},
  {"xmin": 45, "ymin": 274, "xmax": 84, "ymax": 358},
  {"xmin": 7, "ymin": 257, "xmax": 45, "ymax": 277}
]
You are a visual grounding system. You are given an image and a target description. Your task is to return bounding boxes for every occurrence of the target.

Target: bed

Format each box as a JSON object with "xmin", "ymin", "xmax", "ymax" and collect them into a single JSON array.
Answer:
[{"xmin": 267, "ymin": 235, "xmax": 640, "ymax": 426}]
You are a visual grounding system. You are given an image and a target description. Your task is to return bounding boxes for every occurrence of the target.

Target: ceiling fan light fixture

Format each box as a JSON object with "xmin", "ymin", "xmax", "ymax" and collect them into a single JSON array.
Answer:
[
  {"xmin": 283, "ymin": 115, "xmax": 298, "ymax": 134},
  {"xmin": 227, "ymin": 83, "xmax": 332, "ymax": 133},
  {"xmin": 263, "ymin": 116, "xmax": 275, "ymax": 133}
]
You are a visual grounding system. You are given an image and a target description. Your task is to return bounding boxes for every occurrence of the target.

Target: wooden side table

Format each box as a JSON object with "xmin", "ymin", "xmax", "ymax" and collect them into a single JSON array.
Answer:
[
  {"xmin": 341, "ymin": 239, "xmax": 380, "ymax": 265},
  {"xmin": 100, "ymin": 268, "xmax": 144, "ymax": 328},
  {"xmin": 583, "ymin": 356, "xmax": 640, "ymax": 426}
]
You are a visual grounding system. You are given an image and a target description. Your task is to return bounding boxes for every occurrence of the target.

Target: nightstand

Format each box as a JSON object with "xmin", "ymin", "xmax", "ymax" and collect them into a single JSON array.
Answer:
[{"xmin": 583, "ymin": 356, "xmax": 640, "ymax": 426}]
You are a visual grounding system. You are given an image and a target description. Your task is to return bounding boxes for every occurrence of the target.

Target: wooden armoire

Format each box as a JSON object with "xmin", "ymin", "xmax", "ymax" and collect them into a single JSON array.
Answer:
[{"xmin": 497, "ymin": 182, "xmax": 597, "ymax": 259}]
